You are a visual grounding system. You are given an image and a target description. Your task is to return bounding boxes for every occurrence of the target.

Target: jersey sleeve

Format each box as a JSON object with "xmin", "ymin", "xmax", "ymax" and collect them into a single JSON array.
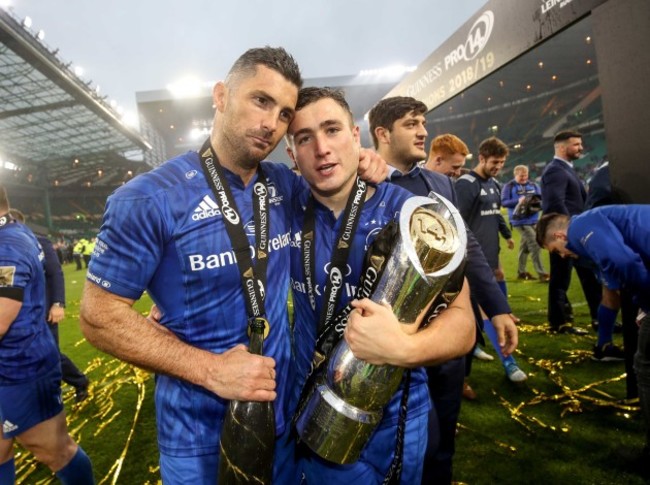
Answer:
[
  {"xmin": 464, "ymin": 229, "xmax": 511, "ymax": 317},
  {"xmin": 88, "ymin": 192, "xmax": 169, "ymax": 300},
  {"xmin": 454, "ymin": 176, "xmax": 479, "ymax": 222},
  {"xmin": 0, "ymin": 245, "xmax": 29, "ymax": 301},
  {"xmin": 570, "ymin": 213, "xmax": 650, "ymax": 291},
  {"xmin": 500, "ymin": 181, "xmax": 518, "ymax": 208},
  {"xmin": 497, "ymin": 213, "xmax": 512, "ymax": 239}
]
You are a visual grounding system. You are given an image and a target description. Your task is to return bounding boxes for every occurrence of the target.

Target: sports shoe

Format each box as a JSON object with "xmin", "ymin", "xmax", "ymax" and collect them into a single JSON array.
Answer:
[
  {"xmin": 462, "ymin": 380, "xmax": 477, "ymax": 400},
  {"xmin": 505, "ymin": 363, "xmax": 528, "ymax": 382},
  {"xmin": 592, "ymin": 343, "xmax": 625, "ymax": 362},
  {"xmin": 473, "ymin": 346, "xmax": 494, "ymax": 361},
  {"xmin": 556, "ymin": 323, "xmax": 588, "ymax": 335},
  {"xmin": 538, "ymin": 273, "xmax": 550, "ymax": 282},
  {"xmin": 517, "ymin": 272, "xmax": 535, "ymax": 280}
]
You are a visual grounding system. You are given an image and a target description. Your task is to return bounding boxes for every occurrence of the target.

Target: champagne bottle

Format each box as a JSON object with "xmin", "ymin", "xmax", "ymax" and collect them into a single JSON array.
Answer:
[{"xmin": 218, "ymin": 318, "xmax": 275, "ymax": 484}]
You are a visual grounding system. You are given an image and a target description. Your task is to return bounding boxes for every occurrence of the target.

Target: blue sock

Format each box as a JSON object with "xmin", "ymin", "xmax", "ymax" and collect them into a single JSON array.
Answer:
[
  {"xmin": 0, "ymin": 458, "xmax": 15, "ymax": 485},
  {"xmin": 597, "ymin": 304, "xmax": 618, "ymax": 348},
  {"xmin": 497, "ymin": 280, "xmax": 507, "ymax": 297},
  {"xmin": 55, "ymin": 446, "xmax": 94, "ymax": 485},
  {"xmin": 483, "ymin": 319, "xmax": 516, "ymax": 368}
]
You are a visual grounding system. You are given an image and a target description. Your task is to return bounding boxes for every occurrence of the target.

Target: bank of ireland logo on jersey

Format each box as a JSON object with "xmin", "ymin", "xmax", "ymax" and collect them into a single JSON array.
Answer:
[{"xmin": 192, "ymin": 195, "xmax": 221, "ymax": 221}]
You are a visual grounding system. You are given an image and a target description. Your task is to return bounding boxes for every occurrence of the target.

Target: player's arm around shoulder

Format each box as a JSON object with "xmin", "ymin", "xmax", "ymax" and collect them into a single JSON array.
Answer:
[
  {"xmin": 345, "ymin": 278, "xmax": 474, "ymax": 367},
  {"xmin": 80, "ymin": 282, "xmax": 277, "ymax": 402}
]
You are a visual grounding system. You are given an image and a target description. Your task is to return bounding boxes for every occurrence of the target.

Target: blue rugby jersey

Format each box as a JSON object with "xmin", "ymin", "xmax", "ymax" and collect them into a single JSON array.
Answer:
[
  {"xmin": 566, "ymin": 205, "xmax": 650, "ymax": 311},
  {"xmin": 0, "ymin": 222, "xmax": 58, "ymax": 384},
  {"xmin": 88, "ymin": 151, "xmax": 301, "ymax": 456},
  {"xmin": 289, "ymin": 182, "xmax": 431, "ymax": 434},
  {"xmin": 455, "ymin": 171, "xmax": 510, "ymax": 269}
]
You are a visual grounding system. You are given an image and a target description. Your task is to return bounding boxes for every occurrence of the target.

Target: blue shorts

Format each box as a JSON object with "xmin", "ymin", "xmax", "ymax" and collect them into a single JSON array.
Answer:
[
  {"xmin": 0, "ymin": 364, "xmax": 63, "ymax": 438},
  {"xmin": 301, "ymin": 408, "xmax": 428, "ymax": 484},
  {"xmin": 159, "ymin": 425, "xmax": 300, "ymax": 485}
]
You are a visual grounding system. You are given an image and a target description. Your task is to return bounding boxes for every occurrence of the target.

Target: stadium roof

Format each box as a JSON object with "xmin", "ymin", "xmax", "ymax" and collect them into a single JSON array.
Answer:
[
  {"xmin": 425, "ymin": 15, "xmax": 604, "ymax": 170},
  {"xmin": 136, "ymin": 72, "xmax": 406, "ymax": 166},
  {"xmin": 0, "ymin": 7, "xmax": 152, "ymax": 189}
]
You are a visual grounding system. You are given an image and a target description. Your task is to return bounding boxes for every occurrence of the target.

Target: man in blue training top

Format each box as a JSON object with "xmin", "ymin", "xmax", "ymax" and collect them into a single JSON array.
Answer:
[
  {"xmin": 285, "ymin": 87, "xmax": 474, "ymax": 484},
  {"xmin": 80, "ymin": 47, "xmax": 386, "ymax": 485},
  {"xmin": 0, "ymin": 186, "xmax": 94, "ymax": 485},
  {"xmin": 536, "ymin": 205, "xmax": 650, "ymax": 476},
  {"xmin": 501, "ymin": 165, "xmax": 548, "ymax": 281}
]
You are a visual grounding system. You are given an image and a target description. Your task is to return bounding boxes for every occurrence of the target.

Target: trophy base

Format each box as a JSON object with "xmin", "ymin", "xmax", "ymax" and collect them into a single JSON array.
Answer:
[{"xmin": 295, "ymin": 384, "xmax": 381, "ymax": 464}]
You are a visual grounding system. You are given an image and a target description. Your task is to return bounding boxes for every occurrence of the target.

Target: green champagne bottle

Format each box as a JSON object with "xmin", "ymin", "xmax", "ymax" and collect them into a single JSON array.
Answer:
[{"xmin": 217, "ymin": 318, "xmax": 275, "ymax": 484}]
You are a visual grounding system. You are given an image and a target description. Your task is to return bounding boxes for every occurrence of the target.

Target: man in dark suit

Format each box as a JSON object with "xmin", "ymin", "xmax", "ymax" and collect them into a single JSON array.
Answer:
[{"xmin": 540, "ymin": 130, "xmax": 601, "ymax": 334}]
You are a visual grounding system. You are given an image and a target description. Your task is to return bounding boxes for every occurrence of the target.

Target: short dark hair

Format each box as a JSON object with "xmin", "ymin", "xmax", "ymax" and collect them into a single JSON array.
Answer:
[
  {"xmin": 295, "ymin": 86, "xmax": 353, "ymax": 122},
  {"xmin": 554, "ymin": 130, "xmax": 582, "ymax": 143},
  {"xmin": 226, "ymin": 46, "xmax": 302, "ymax": 89},
  {"xmin": 285, "ymin": 87, "xmax": 354, "ymax": 146},
  {"xmin": 535, "ymin": 212, "xmax": 568, "ymax": 247},
  {"xmin": 478, "ymin": 136, "xmax": 509, "ymax": 159},
  {"xmin": 368, "ymin": 96, "xmax": 427, "ymax": 149}
]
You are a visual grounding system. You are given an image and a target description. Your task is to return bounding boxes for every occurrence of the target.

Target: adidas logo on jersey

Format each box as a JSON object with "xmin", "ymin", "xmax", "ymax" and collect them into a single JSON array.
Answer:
[
  {"xmin": 192, "ymin": 195, "xmax": 221, "ymax": 221},
  {"xmin": 2, "ymin": 420, "xmax": 17, "ymax": 434}
]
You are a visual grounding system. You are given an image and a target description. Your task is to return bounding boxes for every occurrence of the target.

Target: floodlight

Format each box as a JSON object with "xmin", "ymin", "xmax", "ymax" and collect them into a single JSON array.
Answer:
[
  {"xmin": 121, "ymin": 111, "xmax": 138, "ymax": 128},
  {"xmin": 190, "ymin": 127, "xmax": 210, "ymax": 141},
  {"xmin": 167, "ymin": 76, "xmax": 205, "ymax": 99}
]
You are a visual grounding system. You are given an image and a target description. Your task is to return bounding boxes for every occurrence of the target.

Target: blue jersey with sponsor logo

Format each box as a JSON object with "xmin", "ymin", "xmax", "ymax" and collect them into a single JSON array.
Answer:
[
  {"xmin": 0, "ymin": 221, "xmax": 58, "ymax": 384},
  {"xmin": 566, "ymin": 205, "xmax": 650, "ymax": 311},
  {"xmin": 455, "ymin": 171, "xmax": 510, "ymax": 268},
  {"xmin": 289, "ymin": 182, "xmax": 431, "ymax": 447},
  {"xmin": 88, "ymin": 151, "xmax": 301, "ymax": 457}
]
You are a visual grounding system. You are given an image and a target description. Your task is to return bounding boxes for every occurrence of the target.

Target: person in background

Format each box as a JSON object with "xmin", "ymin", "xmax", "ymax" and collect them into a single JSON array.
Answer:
[
  {"xmin": 72, "ymin": 238, "xmax": 85, "ymax": 271},
  {"xmin": 453, "ymin": 136, "xmax": 527, "ymax": 381},
  {"xmin": 0, "ymin": 185, "xmax": 95, "ymax": 485},
  {"xmin": 584, "ymin": 159, "xmax": 636, "ymax": 392},
  {"xmin": 9, "ymin": 209, "xmax": 90, "ymax": 402},
  {"xmin": 501, "ymin": 165, "xmax": 548, "ymax": 281},
  {"xmin": 540, "ymin": 130, "xmax": 601, "ymax": 334},
  {"xmin": 368, "ymin": 99, "xmax": 520, "ymax": 484},
  {"xmin": 82, "ymin": 238, "xmax": 95, "ymax": 269},
  {"xmin": 536, "ymin": 205, "xmax": 649, "ymax": 478}
]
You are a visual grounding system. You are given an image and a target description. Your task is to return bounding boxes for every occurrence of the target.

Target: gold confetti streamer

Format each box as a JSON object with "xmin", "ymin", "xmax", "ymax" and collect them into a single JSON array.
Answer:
[{"xmin": 16, "ymin": 357, "xmax": 153, "ymax": 485}]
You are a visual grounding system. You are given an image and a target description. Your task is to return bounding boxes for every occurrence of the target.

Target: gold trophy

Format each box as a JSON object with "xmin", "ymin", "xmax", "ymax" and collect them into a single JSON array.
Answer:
[{"xmin": 295, "ymin": 195, "xmax": 467, "ymax": 464}]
